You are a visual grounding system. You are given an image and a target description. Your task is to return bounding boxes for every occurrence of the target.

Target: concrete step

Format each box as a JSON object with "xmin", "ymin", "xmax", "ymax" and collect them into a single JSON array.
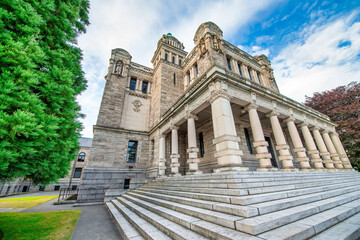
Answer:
[
  {"xmin": 140, "ymin": 185, "xmax": 249, "ymax": 196},
  {"xmin": 232, "ymin": 181, "xmax": 358, "ymax": 205},
  {"xmin": 116, "ymin": 194, "xmax": 262, "ymax": 240},
  {"xmin": 151, "ymin": 172, "xmax": 359, "ymax": 183},
  {"xmin": 140, "ymin": 181, "xmax": 358, "ymax": 206},
  {"xmin": 112, "ymin": 199, "xmax": 207, "ymax": 240},
  {"xmin": 132, "ymin": 189, "xmax": 259, "ymax": 217},
  {"xmin": 105, "ymin": 202, "xmax": 145, "ymax": 240},
  {"xmin": 309, "ymin": 210, "xmax": 360, "ymax": 240},
  {"xmin": 150, "ymin": 175, "xmax": 358, "ymax": 186},
  {"xmin": 122, "ymin": 193, "xmax": 242, "ymax": 229},
  {"xmin": 142, "ymin": 177, "xmax": 358, "ymax": 196},
  {"xmin": 250, "ymin": 185, "xmax": 359, "ymax": 214},
  {"xmin": 258, "ymin": 198, "xmax": 360, "ymax": 240},
  {"xmin": 235, "ymin": 190, "xmax": 360, "ymax": 235},
  {"xmin": 110, "ymin": 200, "xmax": 170, "ymax": 240}
]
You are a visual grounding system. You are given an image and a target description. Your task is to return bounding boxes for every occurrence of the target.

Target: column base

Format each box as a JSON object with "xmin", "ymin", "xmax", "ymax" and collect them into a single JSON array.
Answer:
[
  {"xmin": 186, "ymin": 170, "xmax": 203, "ymax": 175},
  {"xmin": 170, "ymin": 173, "xmax": 182, "ymax": 177},
  {"xmin": 257, "ymin": 167, "xmax": 278, "ymax": 172},
  {"xmin": 214, "ymin": 166, "xmax": 249, "ymax": 173},
  {"xmin": 280, "ymin": 168, "xmax": 299, "ymax": 172},
  {"xmin": 299, "ymin": 168, "xmax": 314, "ymax": 172}
]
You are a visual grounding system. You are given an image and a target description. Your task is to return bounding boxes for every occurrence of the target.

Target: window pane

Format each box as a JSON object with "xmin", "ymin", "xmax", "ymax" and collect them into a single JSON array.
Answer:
[
  {"xmin": 142, "ymin": 81, "xmax": 148, "ymax": 94},
  {"xmin": 179, "ymin": 59, "xmax": 182, "ymax": 66},
  {"xmin": 248, "ymin": 68, "xmax": 253, "ymax": 80},
  {"xmin": 244, "ymin": 128, "xmax": 253, "ymax": 154},
  {"xmin": 165, "ymin": 53, "xmax": 168, "ymax": 61},
  {"xmin": 129, "ymin": 78, "xmax": 137, "ymax": 91},
  {"xmin": 172, "ymin": 56, "xmax": 175, "ymax": 64},
  {"xmin": 127, "ymin": 141, "xmax": 138, "ymax": 163},
  {"xmin": 238, "ymin": 63, "xmax": 243, "ymax": 76},
  {"xmin": 199, "ymin": 132, "xmax": 204, "ymax": 157},
  {"xmin": 195, "ymin": 64, "xmax": 198, "ymax": 76},
  {"xmin": 78, "ymin": 152, "xmax": 85, "ymax": 162},
  {"xmin": 73, "ymin": 168, "xmax": 82, "ymax": 178},
  {"xmin": 227, "ymin": 58, "xmax": 232, "ymax": 70}
]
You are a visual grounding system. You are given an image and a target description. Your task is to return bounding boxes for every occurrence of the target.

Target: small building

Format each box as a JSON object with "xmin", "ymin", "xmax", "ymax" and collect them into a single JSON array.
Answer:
[{"xmin": 0, "ymin": 137, "xmax": 92, "ymax": 196}]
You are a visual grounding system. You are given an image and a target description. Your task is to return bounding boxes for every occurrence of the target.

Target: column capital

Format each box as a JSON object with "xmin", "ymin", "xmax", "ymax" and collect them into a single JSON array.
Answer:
[
  {"xmin": 330, "ymin": 131, "xmax": 339, "ymax": 137},
  {"xmin": 310, "ymin": 126, "xmax": 319, "ymax": 131},
  {"xmin": 170, "ymin": 125, "xmax": 179, "ymax": 130},
  {"xmin": 160, "ymin": 133, "xmax": 167, "ymax": 139},
  {"xmin": 298, "ymin": 122, "xmax": 309, "ymax": 128},
  {"xmin": 185, "ymin": 112, "xmax": 198, "ymax": 121},
  {"xmin": 245, "ymin": 102, "xmax": 258, "ymax": 111},
  {"xmin": 283, "ymin": 116, "xmax": 295, "ymax": 123},
  {"xmin": 266, "ymin": 110, "xmax": 279, "ymax": 118},
  {"xmin": 320, "ymin": 129, "xmax": 328, "ymax": 134},
  {"xmin": 208, "ymin": 89, "xmax": 231, "ymax": 104}
]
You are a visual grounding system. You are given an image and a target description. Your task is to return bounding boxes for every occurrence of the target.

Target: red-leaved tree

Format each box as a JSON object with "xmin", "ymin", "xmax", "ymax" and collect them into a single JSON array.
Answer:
[{"xmin": 305, "ymin": 82, "xmax": 360, "ymax": 171}]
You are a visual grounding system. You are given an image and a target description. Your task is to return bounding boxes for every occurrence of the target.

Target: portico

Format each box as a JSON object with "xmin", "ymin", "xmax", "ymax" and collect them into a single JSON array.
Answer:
[{"xmin": 153, "ymin": 65, "xmax": 352, "ymax": 177}]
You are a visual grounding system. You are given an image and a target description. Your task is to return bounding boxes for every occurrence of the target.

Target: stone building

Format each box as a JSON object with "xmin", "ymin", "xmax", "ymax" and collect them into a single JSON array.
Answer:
[
  {"xmin": 77, "ymin": 22, "xmax": 354, "ymax": 204},
  {"xmin": 0, "ymin": 137, "xmax": 92, "ymax": 196}
]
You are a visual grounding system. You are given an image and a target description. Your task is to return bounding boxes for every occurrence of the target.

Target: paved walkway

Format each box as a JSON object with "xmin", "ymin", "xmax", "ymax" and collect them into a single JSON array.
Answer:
[{"xmin": 1, "ymin": 192, "xmax": 122, "ymax": 240}]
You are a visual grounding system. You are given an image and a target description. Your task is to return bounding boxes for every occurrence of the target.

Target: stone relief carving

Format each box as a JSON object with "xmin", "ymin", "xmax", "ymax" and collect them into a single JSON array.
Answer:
[
  {"xmin": 212, "ymin": 35, "xmax": 223, "ymax": 53},
  {"xmin": 132, "ymin": 99, "xmax": 143, "ymax": 112}
]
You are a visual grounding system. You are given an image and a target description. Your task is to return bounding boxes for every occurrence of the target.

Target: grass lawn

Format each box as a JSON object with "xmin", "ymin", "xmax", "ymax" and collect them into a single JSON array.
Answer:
[
  {"xmin": 0, "ymin": 196, "xmax": 58, "ymax": 209},
  {"xmin": 0, "ymin": 210, "xmax": 81, "ymax": 240}
]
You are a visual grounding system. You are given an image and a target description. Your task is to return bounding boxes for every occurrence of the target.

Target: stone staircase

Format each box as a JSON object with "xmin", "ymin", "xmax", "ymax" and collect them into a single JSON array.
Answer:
[{"xmin": 106, "ymin": 171, "xmax": 360, "ymax": 240}]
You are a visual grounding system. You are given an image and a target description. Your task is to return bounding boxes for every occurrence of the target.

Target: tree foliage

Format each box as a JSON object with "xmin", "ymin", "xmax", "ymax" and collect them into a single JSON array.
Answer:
[
  {"xmin": 305, "ymin": 82, "xmax": 360, "ymax": 171},
  {"xmin": 0, "ymin": 0, "xmax": 90, "ymax": 184}
]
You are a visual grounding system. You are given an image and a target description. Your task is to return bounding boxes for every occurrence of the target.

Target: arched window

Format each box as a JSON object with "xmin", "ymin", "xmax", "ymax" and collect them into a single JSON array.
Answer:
[{"xmin": 78, "ymin": 152, "xmax": 85, "ymax": 162}]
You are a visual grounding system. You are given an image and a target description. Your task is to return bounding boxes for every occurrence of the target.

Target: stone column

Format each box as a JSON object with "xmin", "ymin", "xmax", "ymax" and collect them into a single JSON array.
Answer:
[
  {"xmin": 267, "ymin": 111, "xmax": 296, "ymax": 171},
  {"xmin": 299, "ymin": 123, "xmax": 324, "ymax": 170},
  {"xmin": 170, "ymin": 126, "xmax": 181, "ymax": 176},
  {"xmin": 148, "ymin": 83, "xmax": 152, "ymax": 94},
  {"xmin": 243, "ymin": 65, "xmax": 250, "ymax": 79},
  {"xmin": 322, "ymin": 130, "xmax": 344, "ymax": 170},
  {"xmin": 158, "ymin": 134, "xmax": 166, "ymax": 177},
  {"xmin": 186, "ymin": 113, "xmax": 202, "ymax": 175},
  {"xmin": 208, "ymin": 85, "xmax": 248, "ymax": 172},
  {"xmin": 127, "ymin": 76, "xmax": 131, "ymax": 88},
  {"xmin": 231, "ymin": 59, "xmax": 239, "ymax": 74},
  {"xmin": 311, "ymin": 127, "xmax": 335, "ymax": 170},
  {"xmin": 247, "ymin": 103, "xmax": 275, "ymax": 171},
  {"xmin": 330, "ymin": 132, "xmax": 353, "ymax": 170},
  {"xmin": 284, "ymin": 117, "xmax": 311, "ymax": 171}
]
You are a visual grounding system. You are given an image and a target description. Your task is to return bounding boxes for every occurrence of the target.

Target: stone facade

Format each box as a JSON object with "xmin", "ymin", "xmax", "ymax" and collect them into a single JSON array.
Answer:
[{"xmin": 78, "ymin": 22, "xmax": 354, "ymax": 203}]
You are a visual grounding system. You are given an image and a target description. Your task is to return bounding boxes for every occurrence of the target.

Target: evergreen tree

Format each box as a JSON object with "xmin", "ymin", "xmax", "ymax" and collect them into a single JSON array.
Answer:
[
  {"xmin": 305, "ymin": 82, "xmax": 360, "ymax": 171},
  {"xmin": 0, "ymin": 0, "xmax": 90, "ymax": 184}
]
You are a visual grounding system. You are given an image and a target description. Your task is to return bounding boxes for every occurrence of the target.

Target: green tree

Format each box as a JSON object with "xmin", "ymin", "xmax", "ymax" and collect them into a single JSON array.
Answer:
[
  {"xmin": 305, "ymin": 82, "xmax": 360, "ymax": 171},
  {"xmin": 0, "ymin": 0, "xmax": 90, "ymax": 184}
]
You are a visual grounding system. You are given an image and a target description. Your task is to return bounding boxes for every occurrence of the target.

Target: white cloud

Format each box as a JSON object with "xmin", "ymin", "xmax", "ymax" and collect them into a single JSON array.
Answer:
[
  {"xmin": 272, "ymin": 11, "xmax": 360, "ymax": 103},
  {"xmin": 77, "ymin": 0, "xmax": 284, "ymax": 137}
]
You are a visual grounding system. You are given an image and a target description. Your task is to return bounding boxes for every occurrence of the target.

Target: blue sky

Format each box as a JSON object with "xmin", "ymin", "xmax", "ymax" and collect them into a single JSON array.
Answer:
[{"xmin": 77, "ymin": 0, "xmax": 360, "ymax": 138}]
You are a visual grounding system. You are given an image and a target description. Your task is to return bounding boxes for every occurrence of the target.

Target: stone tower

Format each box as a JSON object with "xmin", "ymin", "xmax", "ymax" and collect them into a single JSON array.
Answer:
[{"xmin": 150, "ymin": 33, "xmax": 187, "ymax": 127}]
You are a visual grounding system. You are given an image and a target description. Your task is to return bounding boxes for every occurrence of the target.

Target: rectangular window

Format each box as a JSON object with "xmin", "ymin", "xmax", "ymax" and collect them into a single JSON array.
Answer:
[
  {"xmin": 126, "ymin": 141, "xmax": 138, "ymax": 163},
  {"xmin": 199, "ymin": 132, "xmax": 204, "ymax": 157},
  {"xmin": 165, "ymin": 53, "xmax": 168, "ymax": 61},
  {"xmin": 227, "ymin": 58, "xmax": 232, "ymax": 71},
  {"xmin": 187, "ymin": 71, "xmax": 191, "ymax": 84},
  {"xmin": 124, "ymin": 179, "xmax": 130, "ymax": 189},
  {"xmin": 142, "ymin": 81, "xmax": 148, "ymax": 94},
  {"xmin": 73, "ymin": 168, "xmax": 82, "ymax": 178},
  {"xmin": 172, "ymin": 56, "xmax": 175, "ymax": 64},
  {"xmin": 257, "ymin": 73, "xmax": 262, "ymax": 85},
  {"xmin": 54, "ymin": 185, "xmax": 60, "ymax": 191},
  {"xmin": 179, "ymin": 59, "xmax": 182, "ymax": 66},
  {"xmin": 194, "ymin": 63, "xmax": 198, "ymax": 76},
  {"xmin": 237, "ymin": 63, "xmax": 243, "ymax": 76},
  {"xmin": 244, "ymin": 128, "xmax": 253, "ymax": 154},
  {"xmin": 248, "ymin": 68, "xmax": 253, "ymax": 81},
  {"xmin": 71, "ymin": 185, "xmax": 77, "ymax": 190},
  {"xmin": 173, "ymin": 73, "xmax": 176, "ymax": 85},
  {"xmin": 129, "ymin": 78, "xmax": 137, "ymax": 91}
]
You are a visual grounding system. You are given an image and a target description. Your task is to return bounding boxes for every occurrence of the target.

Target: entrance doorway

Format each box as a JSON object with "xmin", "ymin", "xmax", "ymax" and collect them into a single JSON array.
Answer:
[{"xmin": 265, "ymin": 136, "xmax": 278, "ymax": 168}]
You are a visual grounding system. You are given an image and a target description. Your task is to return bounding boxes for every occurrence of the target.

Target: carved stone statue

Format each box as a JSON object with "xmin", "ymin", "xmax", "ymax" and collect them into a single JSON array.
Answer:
[{"xmin": 114, "ymin": 61, "xmax": 123, "ymax": 75}]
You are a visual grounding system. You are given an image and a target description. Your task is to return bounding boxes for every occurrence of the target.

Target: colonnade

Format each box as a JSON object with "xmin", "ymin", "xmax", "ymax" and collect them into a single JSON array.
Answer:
[{"xmin": 157, "ymin": 88, "xmax": 353, "ymax": 177}]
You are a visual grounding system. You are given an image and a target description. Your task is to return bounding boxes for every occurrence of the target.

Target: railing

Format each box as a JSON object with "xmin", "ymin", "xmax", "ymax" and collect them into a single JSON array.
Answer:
[{"xmin": 57, "ymin": 187, "xmax": 79, "ymax": 202}]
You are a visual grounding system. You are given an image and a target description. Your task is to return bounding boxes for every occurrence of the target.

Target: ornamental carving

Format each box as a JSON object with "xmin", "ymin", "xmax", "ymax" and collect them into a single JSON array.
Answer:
[{"xmin": 132, "ymin": 100, "xmax": 143, "ymax": 112}]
